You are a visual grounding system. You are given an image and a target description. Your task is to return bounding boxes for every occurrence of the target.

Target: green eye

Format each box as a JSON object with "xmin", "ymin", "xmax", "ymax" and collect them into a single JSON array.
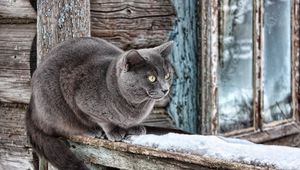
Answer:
[
  {"xmin": 165, "ymin": 73, "xmax": 170, "ymax": 80},
  {"xmin": 148, "ymin": 75, "xmax": 156, "ymax": 82}
]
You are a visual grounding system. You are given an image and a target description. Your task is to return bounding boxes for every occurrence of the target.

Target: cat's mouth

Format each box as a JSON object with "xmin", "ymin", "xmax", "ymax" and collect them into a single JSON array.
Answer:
[{"xmin": 146, "ymin": 91, "xmax": 165, "ymax": 100}]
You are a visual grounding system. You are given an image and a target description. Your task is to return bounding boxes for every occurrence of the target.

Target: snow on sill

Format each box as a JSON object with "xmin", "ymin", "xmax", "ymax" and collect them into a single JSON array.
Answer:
[{"xmin": 125, "ymin": 133, "xmax": 300, "ymax": 170}]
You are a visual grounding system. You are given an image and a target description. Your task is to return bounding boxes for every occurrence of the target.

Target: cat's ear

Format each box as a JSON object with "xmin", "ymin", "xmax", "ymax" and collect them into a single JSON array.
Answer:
[
  {"xmin": 154, "ymin": 41, "xmax": 173, "ymax": 58},
  {"xmin": 121, "ymin": 50, "xmax": 145, "ymax": 72}
]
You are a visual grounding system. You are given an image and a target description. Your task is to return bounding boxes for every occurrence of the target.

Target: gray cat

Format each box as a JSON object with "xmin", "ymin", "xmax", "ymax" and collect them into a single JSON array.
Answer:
[{"xmin": 26, "ymin": 37, "xmax": 173, "ymax": 170}]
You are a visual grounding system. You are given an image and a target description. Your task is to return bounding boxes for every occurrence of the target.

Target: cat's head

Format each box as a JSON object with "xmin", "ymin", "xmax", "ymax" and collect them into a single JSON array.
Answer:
[{"xmin": 117, "ymin": 41, "xmax": 174, "ymax": 103}]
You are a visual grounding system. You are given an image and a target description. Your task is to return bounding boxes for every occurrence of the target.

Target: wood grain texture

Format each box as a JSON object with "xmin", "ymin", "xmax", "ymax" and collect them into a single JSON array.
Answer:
[
  {"xmin": 143, "ymin": 108, "xmax": 175, "ymax": 128},
  {"xmin": 68, "ymin": 136, "xmax": 275, "ymax": 170},
  {"xmin": 90, "ymin": 0, "xmax": 175, "ymax": 50},
  {"xmin": 234, "ymin": 121, "xmax": 300, "ymax": 143},
  {"xmin": 0, "ymin": 0, "xmax": 36, "ymax": 23},
  {"xmin": 37, "ymin": 0, "xmax": 90, "ymax": 63},
  {"xmin": 167, "ymin": 0, "xmax": 199, "ymax": 133},
  {"xmin": 71, "ymin": 142, "xmax": 212, "ymax": 170},
  {"xmin": 0, "ymin": 0, "xmax": 175, "ymax": 50},
  {"xmin": 0, "ymin": 104, "xmax": 33, "ymax": 170},
  {"xmin": 0, "ymin": 24, "xmax": 35, "ymax": 103},
  {"xmin": 264, "ymin": 133, "xmax": 300, "ymax": 147}
]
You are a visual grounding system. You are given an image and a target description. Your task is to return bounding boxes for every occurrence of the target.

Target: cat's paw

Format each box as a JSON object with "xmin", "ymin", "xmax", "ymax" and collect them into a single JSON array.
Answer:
[
  {"xmin": 127, "ymin": 125, "xmax": 146, "ymax": 136},
  {"xmin": 93, "ymin": 130, "xmax": 105, "ymax": 139},
  {"xmin": 106, "ymin": 127, "xmax": 126, "ymax": 142}
]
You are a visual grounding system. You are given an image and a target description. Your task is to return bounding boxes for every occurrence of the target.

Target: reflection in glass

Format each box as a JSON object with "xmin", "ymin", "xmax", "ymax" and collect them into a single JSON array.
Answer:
[
  {"xmin": 218, "ymin": 0, "xmax": 253, "ymax": 133},
  {"xmin": 263, "ymin": 0, "xmax": 292, "ymax": 123}
]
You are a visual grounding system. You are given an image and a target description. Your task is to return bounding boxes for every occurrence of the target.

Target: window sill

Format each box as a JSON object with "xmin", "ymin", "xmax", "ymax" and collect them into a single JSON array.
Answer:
[
  {"xmin": 226, "ymin": 121, "xmax": 300, "ymax": 143},
  {"xmin": 67, "ymin": 135, "xmax": 274, "ymax": 170}
]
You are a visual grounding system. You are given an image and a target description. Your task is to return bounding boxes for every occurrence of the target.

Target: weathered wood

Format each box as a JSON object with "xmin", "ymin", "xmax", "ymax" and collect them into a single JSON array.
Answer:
[
  {"xmin": 0, "ymin": 104, "xmax": 33, "ymax": 170},
  {"xmin": 71, "ymin": 142, "xmax": 212, "ymax": 170},
  {"xmin": 68, "ymin": 136, "xmax": 274, "ymax": 170},
  {"xmin": 167, "ymin": 0, "xmax": 199, "ymax": 133},
  {"xmin": 264, "ymin": 133, "xmax": 300, "ymax": 147},
  {"xmin": 143, "ymin": 108, "xmax": 175, "ymax": 128},
  {"xmin": 233, "ymin": 121, "xmax": 300, "ymax": 144},
  {"xmin": 199, "ymin": 0, "xmax": 211, "ymax": 135},
  {"xmin": 37, "ymin": 0, "xmax": 91, "ymax": 64},
  {"xmin": 0, "ymin": 0, "xmax": 36, "ymax": 23},
  {"xmin": 0, "ymin": 24, "xmax": 35, "ymax": 103},
  {"xmin": 291, "ymin": 0, "xmax": 300, "ymax": 122},
  {"xmin": 0, "ymin": 0, "xmax": 175, "ymax": 50},
  {"xmin": 0, "ymin": 0, "xmax": 174, "ymax": 105},
  {"xmin": 90, "ymin": 0, "xmax": 175, "ymax": 50}
]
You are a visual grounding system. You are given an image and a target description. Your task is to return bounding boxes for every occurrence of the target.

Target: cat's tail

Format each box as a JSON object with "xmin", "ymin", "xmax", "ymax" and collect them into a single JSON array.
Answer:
[{"xmin": 26, "ymin": 98, "xmax": 89, "ymax": 170}]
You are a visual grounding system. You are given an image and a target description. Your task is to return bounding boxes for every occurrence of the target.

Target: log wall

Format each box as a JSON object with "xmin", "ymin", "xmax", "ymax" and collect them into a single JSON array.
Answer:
[
  {"xmin": 0, "ymin": 0, "xmax": 176, "ymax": 106},
  {"xmin": 91, "ymin": 0, "xmax": 175, "ymax": 50},
  {"xmin": 0, "ymin": 24, "xmax": 35, "ymax": 104},
  {"xmin": 0, "ymin": 0, "xmax": 177, "ymax": 169},
  {"xmin": 0, "ymin": 103, "xmax": 33, "ymax": 170}
]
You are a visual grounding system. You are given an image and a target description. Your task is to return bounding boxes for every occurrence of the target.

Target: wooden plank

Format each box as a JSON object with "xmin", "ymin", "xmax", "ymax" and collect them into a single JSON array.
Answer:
[
  {"xmin": 37, "ymin": 0, "xmax": 91, "ymax": 63},
  {"xmin": 68, "ymin": 136, "xmax": 274, "ymax": 170},
  {"xmin": 291, "ymin": 0, "xmax": 300, "ymax": 122},
  {"xmin": 143, "ymin": 108, "xmax": 175, "ymax": 128},
  {"xmin": 200, "ymin": 0, "xmax": 211, "ymax": 135},
  {"xmin": 264, "ymin": 133, "xmax": 300, "ymax": 147},
  {"xmin": 92, "ymin": 29, "xmax": 171, "ymax": 50},
  {"xmin": 168, "ymin": 0, "xmax": 199, "ymax": 133},
  {"xmin": 90, "ymin": 0, "xmax": 175, "ymax": 50},
  {"xmin": 0, "ymin": 104, "xmax": 33, "ymax": 170},
  {"xmin": 0, "ymin": 0, "xmax": 36, "ymax": 23},
  {"xmin": 209, "ymin": 0, "xmax": 219, "ymax": 135},
  {"xmin": 253, "ymin": 0, "xmax": 263, "ymax": 131},
  {"xmin": 71, "ymin": 142, "xmax": 212, "ymax": 170},
  {"xmin": 0, "ymin": 24, "xmax": 35, "ymax": 104},
  {"xmin": 233, "ymin": 121, "xmax": 300, "ymax": 143}
]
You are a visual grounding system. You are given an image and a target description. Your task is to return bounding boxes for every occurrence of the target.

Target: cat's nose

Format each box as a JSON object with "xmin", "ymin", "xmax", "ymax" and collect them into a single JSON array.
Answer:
[{"xmin": 162, "ymin": 89, "xmax": 169, "ymax": 94}]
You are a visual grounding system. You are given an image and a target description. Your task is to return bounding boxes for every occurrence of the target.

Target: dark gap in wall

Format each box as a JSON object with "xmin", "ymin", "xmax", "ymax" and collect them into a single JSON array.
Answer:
[
  {"xmin": 29, "ymin": 0, "xmax": 37, "ymax": 77},
  {"xmin": 30, "ymin": 35, "xmax": 37, "ymax": 77},
  {"xmin": 29, "ymin": 0, "xmax": 37, "ymax": 12}
]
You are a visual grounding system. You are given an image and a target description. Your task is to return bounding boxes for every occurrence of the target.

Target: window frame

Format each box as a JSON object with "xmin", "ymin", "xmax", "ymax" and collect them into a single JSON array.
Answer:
[{"xmin": 199, "ymin": 0, "xmax": 300, "ymax": 143}]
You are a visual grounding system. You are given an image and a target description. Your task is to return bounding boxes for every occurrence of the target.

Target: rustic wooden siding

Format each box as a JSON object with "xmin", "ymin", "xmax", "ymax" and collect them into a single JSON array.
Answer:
[
  {"xmin": 0, "ymin": 2, "xmax": 36, "ymax": 167},
  {"xmin": 0, "ymin": 0, "xmax": 176, "ymax": 169},
  {"xmin": 90, "ymin": 0, "xmax": 175, "ymax": 50},
  {"xmin": 0, "ymin": 0, "xmax": 36, "ymax": 23},
  {"xmin": 37, "ymin": 0, "xmax": 91, "ymax": 64},
  {"xmin": 0, "ymin": 0, "xmax": 175, "ymax": 105},
  {"xmin": 0, "ymin": 24, "xmax": 35, "ymax": 104},
  {"xmin": 0, "ymin": 103, "xmax": 33, "ymax": 170},
  {"xmin": 0, "ymin": 0, "xmax": 176, "ymax": 125}
]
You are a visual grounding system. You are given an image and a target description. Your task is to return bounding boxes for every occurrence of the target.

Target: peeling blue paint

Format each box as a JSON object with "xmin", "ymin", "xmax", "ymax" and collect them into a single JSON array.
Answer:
[{"xmin": 168, "ymin": 0, "xmax": 199, "ymax": 133}]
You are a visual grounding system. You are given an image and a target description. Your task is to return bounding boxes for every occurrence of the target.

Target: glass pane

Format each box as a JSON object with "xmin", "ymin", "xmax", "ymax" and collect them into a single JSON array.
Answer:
[
  {"xmin": 218, "ymin": 0, "xmax": 253, "ymax": 133},
  {"xmin": 263, "ymin": 0, "xmax": 292, "ymax": 123}
]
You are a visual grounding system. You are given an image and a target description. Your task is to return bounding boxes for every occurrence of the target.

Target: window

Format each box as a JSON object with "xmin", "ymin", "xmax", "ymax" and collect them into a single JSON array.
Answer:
[{"xmin": 200, "ymin": 0, "xmax": 300, "ymax": 143}]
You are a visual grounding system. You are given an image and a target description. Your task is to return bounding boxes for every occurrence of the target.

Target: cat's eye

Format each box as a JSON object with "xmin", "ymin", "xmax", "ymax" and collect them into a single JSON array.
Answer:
[
  {"xmin": 148, "ymin": 75, "xmax": 156, "ymax": 83},
  {"xmin": 165, "ymin": 73, "xmax": 170, "ymax": 80}
]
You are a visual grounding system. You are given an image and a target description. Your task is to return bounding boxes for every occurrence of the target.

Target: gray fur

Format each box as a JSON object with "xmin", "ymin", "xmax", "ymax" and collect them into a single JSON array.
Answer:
[{"xmin": 26, "ymin": 37, "xmax": 173, "ymax": 170}]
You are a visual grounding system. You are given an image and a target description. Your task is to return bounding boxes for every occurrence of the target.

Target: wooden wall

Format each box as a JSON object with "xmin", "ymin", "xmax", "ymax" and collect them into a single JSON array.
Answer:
[
  {"xmin": 0, "ymin": 0, "xmax": 176, "ymax": 103},
  {"xmin": 0, "ymin": 0, "xmax": 36, "ymax": 168},
  {"xmin": 0, "ymin": 0, "xmax": 180, "ymax": 169},
  {"xmin": 90, "ymin": 0, "xmax": 175, "ymax": 50}
]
